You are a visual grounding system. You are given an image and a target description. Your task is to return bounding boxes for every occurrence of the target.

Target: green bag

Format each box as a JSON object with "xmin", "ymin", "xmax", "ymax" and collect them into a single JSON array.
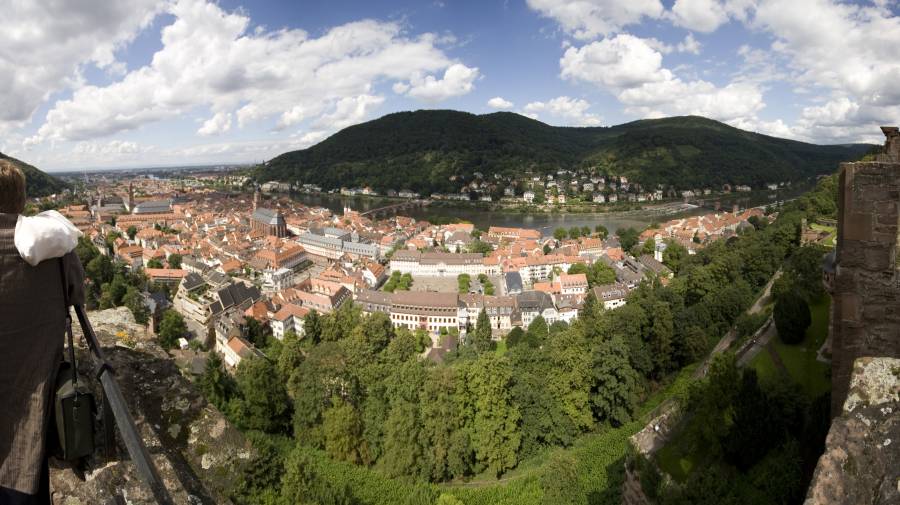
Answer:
[{"xmin": 53, "ymin": 257, "xmax": 95, "ymax": 461}]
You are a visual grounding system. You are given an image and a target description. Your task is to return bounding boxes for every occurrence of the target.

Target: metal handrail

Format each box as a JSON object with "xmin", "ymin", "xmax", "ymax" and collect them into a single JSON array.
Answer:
[{"xmin": 72, "ymin": 304, "xmax": 174, "ymax": 505}]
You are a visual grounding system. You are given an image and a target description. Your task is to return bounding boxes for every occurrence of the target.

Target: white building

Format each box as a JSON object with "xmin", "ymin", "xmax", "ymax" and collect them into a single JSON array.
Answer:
[{"xmin": 390, "ymin": 250, "xmax": 497, "ymax": 277}]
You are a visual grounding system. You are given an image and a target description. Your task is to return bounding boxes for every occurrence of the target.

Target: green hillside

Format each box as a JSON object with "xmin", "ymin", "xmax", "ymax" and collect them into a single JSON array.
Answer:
[
  {"xmin": 259, "ymin": 111, "xmax": 870, "ymax": 195},
  {"xmin": 0, "ymin": 152, "xmax": 69, "ymax": 198}
]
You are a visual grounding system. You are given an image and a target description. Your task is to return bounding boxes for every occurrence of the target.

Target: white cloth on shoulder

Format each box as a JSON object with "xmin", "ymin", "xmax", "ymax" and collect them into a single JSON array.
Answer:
[{"xmin": 14, "ymin": 210, "xmax": 83, "ymax": 266}]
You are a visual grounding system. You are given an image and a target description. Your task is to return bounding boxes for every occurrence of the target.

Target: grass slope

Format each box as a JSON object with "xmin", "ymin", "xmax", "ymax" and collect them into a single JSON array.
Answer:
[
  {"xmin": 0, "ymin": 152, "xmax": 68, "ymax": 198},
  {"xmin": 260, "ymin": 111, "xmax": 870, "ymax": 194}
]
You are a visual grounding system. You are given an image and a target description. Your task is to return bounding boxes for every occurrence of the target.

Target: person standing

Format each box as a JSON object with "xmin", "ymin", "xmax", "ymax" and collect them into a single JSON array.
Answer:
[{"xmin": 0, "ymin": 160, "xmax": 85, "ymax": 504}]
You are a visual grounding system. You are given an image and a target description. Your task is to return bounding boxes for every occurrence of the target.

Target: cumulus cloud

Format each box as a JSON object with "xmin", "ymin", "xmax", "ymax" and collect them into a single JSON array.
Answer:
[
  {"xmin": 397, "ymin": 63, "xmax": 480, "ymax": 103},
  {"xmin": 560, "ymin": 34, "xmax": 667, "ymax": 88},
  {"xmin": 28, "ymin": 0, "xmax": 476, "ymax": 145},
  {"xmin": 676, "ymin": 34, "xmax": 702, "ymax": 54},
  {"xmin": 526, "ymin": 0, "xmax": 664, "ymax": 40},
  {"xmin": 561, "ymin": 34, "xmax": 763, "ymax": 123},
  {"xmin": 198, "ymin": 112, "xmax": 232, "ymax": 136},
  {"xmin": 523, "ymin": 96, "xmax": 603, "ymax": 126},
  {"xmin": 315, "ymin": 94, "xmax": 386, "ymax": 130},
  {"xmin": 734, "ymin": 0, "xmax": 900, "ymax": 142},
  {"xmin": 487, "ymin": 97, "xmax": 514, "ymax": 109},
  {"xmin": 72, "ymin": 140, "xmax": 148, "ymax": 155},
  {"xmin": 670, "ymin": 0, "xmax": 729, "ymax": 32},
  {"xmin": 0, "ymin": 0, "xmax": 161, "ymax": 130}
]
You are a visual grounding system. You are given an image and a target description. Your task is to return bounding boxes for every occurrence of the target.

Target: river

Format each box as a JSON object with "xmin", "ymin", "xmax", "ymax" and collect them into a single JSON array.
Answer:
[{"xmin": 290, "ymin": 184, "xmax": 809, "ymax": 235}]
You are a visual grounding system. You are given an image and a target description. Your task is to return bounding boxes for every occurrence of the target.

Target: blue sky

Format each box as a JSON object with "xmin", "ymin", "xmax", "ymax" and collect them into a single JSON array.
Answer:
[{"xmin": 2, "ymin": 0, "xmax": 899, "ymax": 171}]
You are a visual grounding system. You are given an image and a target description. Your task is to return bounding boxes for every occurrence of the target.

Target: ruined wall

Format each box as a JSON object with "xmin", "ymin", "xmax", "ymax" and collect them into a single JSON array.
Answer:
[
  {"xmin": 832, "ymin": 129, "xmax": 900, "ymax": 415},
  {"xmin": 804, "ymin": 357, "xmax": 899, "ymax": 505}
]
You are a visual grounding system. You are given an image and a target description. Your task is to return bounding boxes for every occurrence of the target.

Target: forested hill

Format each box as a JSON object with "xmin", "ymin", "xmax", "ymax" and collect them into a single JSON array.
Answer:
[
  {"xmin": 259, "ymin": 111, "xmax": 871, "ymax": 194},
  {"xmin": 0, "ymin": 152, "xmax": 69, "ymax": 198}
]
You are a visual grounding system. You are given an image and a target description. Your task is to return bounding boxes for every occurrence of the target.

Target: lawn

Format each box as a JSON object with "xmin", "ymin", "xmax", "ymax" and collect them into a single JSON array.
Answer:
[
  {"xmin": 810, "ymin": 223, "xmax": 836, "ymax": 247},
  {"xmin": 495, "ymin": 340, "xmax": 508, "ymax": 356},
  {"xmin": 655, "ymin": 441, "xmax": 696, "ymax": 483},
  {"xmin": 750, "ymin": 349, "xmax": 779, "ymax": 383},
  {"xmin": 772, "ymin": 295, "xmax": 831, "ymax": 397}
]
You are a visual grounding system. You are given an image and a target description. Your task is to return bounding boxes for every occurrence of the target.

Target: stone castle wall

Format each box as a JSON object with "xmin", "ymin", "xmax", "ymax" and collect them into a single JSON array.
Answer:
[{"xmin": 832, "ymin": 128, "xmax": 900, "ymax": 415}]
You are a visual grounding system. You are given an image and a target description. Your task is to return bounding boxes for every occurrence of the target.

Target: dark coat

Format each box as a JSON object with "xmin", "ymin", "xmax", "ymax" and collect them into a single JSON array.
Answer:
[{"xmin": 0, "ymin": 213, "xmax": 85, "ymax": 493}]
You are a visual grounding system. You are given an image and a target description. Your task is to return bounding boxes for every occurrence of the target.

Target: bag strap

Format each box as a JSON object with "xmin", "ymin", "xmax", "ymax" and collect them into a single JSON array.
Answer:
[{"xmin": 58, "ymin": 257, "xmax": 78, "ymax": 388}]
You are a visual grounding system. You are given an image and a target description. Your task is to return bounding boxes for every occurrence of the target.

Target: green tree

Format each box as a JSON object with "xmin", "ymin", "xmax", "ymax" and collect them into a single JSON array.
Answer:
[
  {"xmin": 525, "ymin": 315, "xmax": 549, "ymax": 347},
  {"xmin": 642, "ymin": 238, "xmax": 656, "ymax": 255},
  {"xmin": 281, "ymin": 447, "xmax": 355, "ymax": 505},
  {"xmin": 567, "ymin": 263, "xmax": 589, "ymax": 276},
  {"xmin": 580, "ymin": 225, "xmax": 591, "ymax": 238},
  {"xmin": 591, "ymin": 335, "xmax": 640, "ymax": 425},
  {"xmin": 472, "ymin": 310, "xmax": 495, "ymax": 353},
  {"xmin": 458, "ymin": 273, "xmax": 471, "ymax": 293},
  {"xmin": 126, "ymin": 225, "xmax": 138, "ymax": 240},
  {"xmin": 553, "ymin": 228, "xmax": 568, "ymax": 241},
  {"xmin": 774, "ymin": 293, "xmax": 811, "ymax": 345},
  {"xmin": 244, "ymin": 317, "xmax": 271, "ymax": 349},
  {"xmin": 323, "ymin": 398, "xmax": 367, "ymax": 464},
  {"xmin": 568, "ymin": 226, "xmax": 581, "ymax": 239},
  {"xmin": 199, "ymin": 351, "xmax": 235, "ymax": 410},
  {"xmin": 158, "ymin": 309, "xmax": 187, "ymax": 349},
  {"xmin": 594, "ymin": 224, "xmax": 609, "ymax": 239},
  {"xmin": 676, "ymin": 325, "xmax": 708, "ymax": 366},
  {"xmin": 468, "ymin": 354, "xmax": 521, "ymax": 477},
  {"xmin": 648, "ymin": 301, "xmax": 674, "ymax": 378},
  {"xmin": 277, "ymin": 330, "xmax": 305, "ymax": 380},
  {"xmin": 546, "ymin": 329, "xmax": 593, "ymax": 431},
  {"xmin": 505, "ymin": 326, "xmax": 525, "ymax": 347},
  {"xmin": 303, "ymin": 310, "xmax": 323, "ymax": 344},
  {"xmin": 122, "ymin": 286, "xmax": 150, "ymax": 325},
  {"xmin": 540, "ymin": 452, "xmax": 584, "ymax": 505},
  {"xmin": 468, "ymin": 240, "xmax": 493, "ymax": 255},
  {"xmin": 146, "ymin": 258, "xmax": 164, "ymax": 269},
  {"xmin": 617, "ymin": 227, "xmax": 639, "ymax": 251},
  {"xmin": 662, "ymin": 239, "xmax": 688, "ymax": 273},
  {"xmin": 588, "ymin": 261, "xmax": 616, "ymax": 286},
  {"xmin": 234, "ymin": 357, "xmax": 292, "ymax": 433},
  {"xmin": 167, "ymin": 253, "xmax": 183, "ymax": 269}
]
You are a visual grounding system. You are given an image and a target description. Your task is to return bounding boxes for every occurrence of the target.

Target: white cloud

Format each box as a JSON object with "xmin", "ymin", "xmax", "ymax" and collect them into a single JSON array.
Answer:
[
  {"xmin": 398, "ymin": 63, "xmax": 480, "ymax": 103},
  {"xmin": 296, "ymin": 130, "xmax": 329, "ymax": 146},
  {"xmin": 560, "ymin": 34, "xmax": 667, "ymax": 88},
  {"xmin": 487, "ymin": 97, "xmax": 514, "ymax": 109},
  {"xmin": 526, "ymin": 0, "xmax": 665, "ymax": 40},
  {"xmin": 561, "ymin": 34, "xmax": 763, "ymax": 123},
  {"xmin": 670, "ymin": 0, "xmax": 729, "ymax": 32},
  {"xmin": 676, "ymin": 34, "xmax": 702, "ymax": 54},
  {"xmin": 523, "ymin": 96, "xmax": 603, "ymax": 126},
  {"xmin": 747, "ymin": 0, "xmax": 900, "ymax": 142},
  {"xmin": 0, "ymin": 0, "xmax": 161, "ymax": 130},
  {"xmin": 72, "ymin": 140, "xmax": 148, "ymax": 155},
  {"xmin": 28, "ymin": 0, "xmax": 475, "ymax": 145},
  {"xmin": 198, "ymin": 112, "xmax": 232, "ymax": 136},
  {"xmin": 315, "ymin": 94, "xmax": 385, "ymax": 130}
]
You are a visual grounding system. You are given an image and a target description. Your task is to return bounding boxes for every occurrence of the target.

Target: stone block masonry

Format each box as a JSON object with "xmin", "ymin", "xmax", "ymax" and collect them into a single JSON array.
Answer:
[{"xmin": 831, "ymin": 127, "xmax": 900, "ymax": 416}]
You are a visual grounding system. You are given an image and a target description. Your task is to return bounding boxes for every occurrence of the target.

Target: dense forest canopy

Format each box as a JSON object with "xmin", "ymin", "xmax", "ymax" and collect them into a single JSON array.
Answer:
[
  {"xmin": 0, "ymin": 152, "xmax": 69, "ymax": 198},
  {"xmin": 258, "ymin": 111, "xmax": 870, "ymax": 194}
]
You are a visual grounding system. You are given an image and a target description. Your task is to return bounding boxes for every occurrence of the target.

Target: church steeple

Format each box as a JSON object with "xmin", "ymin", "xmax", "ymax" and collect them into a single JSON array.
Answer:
[{"xmin": 127, "ymin": 181, "xmax": 134, "ymax": 212}]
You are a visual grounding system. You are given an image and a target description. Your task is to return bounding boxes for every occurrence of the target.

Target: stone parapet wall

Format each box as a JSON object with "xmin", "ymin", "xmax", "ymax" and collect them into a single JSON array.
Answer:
[
  {"xmin": 832, "ymin": 158, "xmax": 900, "ymax": 414},
  {"xmin": 804, "ymin": 357, "xmax": 899, "ymax": 505}
]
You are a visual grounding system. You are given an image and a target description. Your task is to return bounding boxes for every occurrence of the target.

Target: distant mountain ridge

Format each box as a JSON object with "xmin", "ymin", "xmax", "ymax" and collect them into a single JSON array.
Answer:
[
  {"xmin": 1, "ymin": 152, "xmax": 69, "ymax": 198},
  {"xmin": 260, "ymin": 111, "xmax": 871, "ymax": 194}
]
